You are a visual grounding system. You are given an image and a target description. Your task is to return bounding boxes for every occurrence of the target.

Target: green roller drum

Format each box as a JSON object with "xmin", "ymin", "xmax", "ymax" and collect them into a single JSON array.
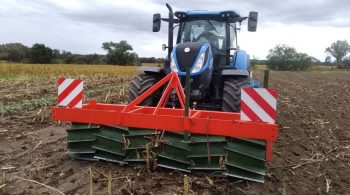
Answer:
[{"xmin": 65, "ymin": 124, "xmax": 268, "ymax": 182}]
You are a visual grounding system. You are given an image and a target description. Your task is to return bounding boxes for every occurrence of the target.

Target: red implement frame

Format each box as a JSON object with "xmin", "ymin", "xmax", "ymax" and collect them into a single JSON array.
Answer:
[{"xmin": 51, "ymin": 72, "xmax": 278, "ymax": 161}]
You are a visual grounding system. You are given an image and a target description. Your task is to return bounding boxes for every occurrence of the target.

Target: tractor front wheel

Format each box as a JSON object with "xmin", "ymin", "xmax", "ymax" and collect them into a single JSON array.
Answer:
[
  {"xmin": 128, "ymin": 74, "xmax": 161, "ymax": 106},
  {"xmin": 222, "ymin": 77, "xmax": 249, "ymax": 112}
]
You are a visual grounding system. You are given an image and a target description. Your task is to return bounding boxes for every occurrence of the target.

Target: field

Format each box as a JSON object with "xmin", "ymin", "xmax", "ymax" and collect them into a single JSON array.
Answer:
[{"xmin": 0, "ymin": 63, "xmax": 349, "ymax": 194}]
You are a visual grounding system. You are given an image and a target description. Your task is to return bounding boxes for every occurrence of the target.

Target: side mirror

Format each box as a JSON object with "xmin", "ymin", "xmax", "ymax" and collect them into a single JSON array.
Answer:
[
  {"xmin": 248, "ymin": 11, "xmax": 258, "ymax": 32},
  {"xmin": 153, "ymin": 13, "xmax": 161, "ymax": 32},
  {"xmin": 162, "ymin": 44, "xmax": 167, "ymax": 51}
]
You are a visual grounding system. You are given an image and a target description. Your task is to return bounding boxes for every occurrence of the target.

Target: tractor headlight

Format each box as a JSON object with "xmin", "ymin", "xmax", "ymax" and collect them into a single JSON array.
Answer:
[
  {"xmin": 191, "ymin": 53, "xmax": 205, "ymax": 74},
  {"xmin": 170, "ymin": 55, "xmax": 178, "ymax": 73}
]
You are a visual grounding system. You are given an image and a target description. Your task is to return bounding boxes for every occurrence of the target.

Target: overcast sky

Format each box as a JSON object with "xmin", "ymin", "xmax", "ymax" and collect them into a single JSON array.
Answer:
[{"xmin": 0, "ymin": 0, "xmax": 349, "ymax": 60}]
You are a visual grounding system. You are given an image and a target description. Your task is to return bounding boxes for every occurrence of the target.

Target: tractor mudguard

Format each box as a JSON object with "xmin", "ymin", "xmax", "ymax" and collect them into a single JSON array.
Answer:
[
  {"xmin": 221, "ymin": 69, "xmax": 249, "ymax": 77},
  {"xmin": 231, "ymin": 50, "xmax": 250, "ymax": 70},
  {"xmin": 137, "ymin": 66, "xmax": 164, "ymax": 74}
]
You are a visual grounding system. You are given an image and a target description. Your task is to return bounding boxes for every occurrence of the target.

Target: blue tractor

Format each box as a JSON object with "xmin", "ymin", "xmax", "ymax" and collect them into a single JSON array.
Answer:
[
  {"xmin": 129, "ymin": 4, "xmax": 258, "ymax": 112},
  {"xmin": 60, "ymin": 4, "xmax": 269, "ymax": 182}
]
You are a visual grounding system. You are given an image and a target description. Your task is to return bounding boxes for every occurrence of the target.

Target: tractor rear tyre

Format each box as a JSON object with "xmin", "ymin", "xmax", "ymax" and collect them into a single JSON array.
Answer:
[
  {"xmin": 128, "ymin": 74, "xmax": 161, "ymax": 106},
  {"xmin": 222, "ymin": 77, "xmax": 249, "ymax": 112}
]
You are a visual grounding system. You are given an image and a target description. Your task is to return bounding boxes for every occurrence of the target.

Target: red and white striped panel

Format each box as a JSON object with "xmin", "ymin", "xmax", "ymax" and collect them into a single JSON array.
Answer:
[
  {"xmin": 57, "ymin": 78, "xmax": 83, "ymax": 108},
  {"xmin": 241, "ymin": 88, "xmax": 277, "ymax": 124}
]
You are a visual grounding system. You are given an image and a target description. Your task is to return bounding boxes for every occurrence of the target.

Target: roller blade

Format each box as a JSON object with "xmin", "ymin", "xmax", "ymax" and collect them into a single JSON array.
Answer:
[
  {"xmin": 92, "ymin": 125, "xmax": 129, "ymax": 165},
  {"xmin": 66, "ymin": 123, "xmax": 100, "ymax": 160},
  {"xmin": 188, "ymin": 135, "xmax": 227, "ymax": 171},
  {"xmin": 224, "ymin": 137, "xmax": 266, "ymax": 183},
  {"xmin": 154, "ymin": 131, "xmax": 191, "ymax": 172},
  {"xmin": 123, "ymin": 128, "xmax": 157, "ymax": 166}
]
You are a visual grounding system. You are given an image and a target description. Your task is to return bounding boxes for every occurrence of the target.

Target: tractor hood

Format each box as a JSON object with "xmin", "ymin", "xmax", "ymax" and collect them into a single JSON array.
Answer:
[{"xmin": 170, "ymin": 42, "xmax": 213, "ymax": 76}]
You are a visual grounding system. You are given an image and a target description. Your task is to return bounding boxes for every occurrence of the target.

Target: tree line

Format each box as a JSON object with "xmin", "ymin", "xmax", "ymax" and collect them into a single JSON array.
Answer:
[
  {"xmin": 0, "ymin": 40, "xmax": 162, "ymax": 65},
  {"xmin": 265, "ymin": 40, "xmax": 350, "ymax": 70},
  {"xmin": 1, "ymin": 39, "xmax": 349, "ymax": 70}
]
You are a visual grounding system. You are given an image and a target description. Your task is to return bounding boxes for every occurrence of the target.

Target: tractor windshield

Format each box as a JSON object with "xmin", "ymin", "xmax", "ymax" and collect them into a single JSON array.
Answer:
[{"xmin": 179, "ymin": 20, "xmax": 227, "ymax": 53}]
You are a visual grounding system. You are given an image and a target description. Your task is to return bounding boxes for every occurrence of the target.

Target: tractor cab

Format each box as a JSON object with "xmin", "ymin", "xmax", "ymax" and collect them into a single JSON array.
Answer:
[
  {"xmin": 175, "ymin": 11, "xmax": 241, "ymax": 68},
  {"xmin": 152, "ymin": 8, "xmax": 257, "ymax": 71}
]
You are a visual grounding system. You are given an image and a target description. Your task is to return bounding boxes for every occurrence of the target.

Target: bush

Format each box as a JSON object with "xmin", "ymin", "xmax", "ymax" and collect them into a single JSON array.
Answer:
[
  {"xmin": 29, "ymin": 43, "xmax": 54, "ymax": 64},
  {"xmin": 102, "ymin": 40, "xmax": 138, "ymax": 65},
  {"xmin": 326, "ymin": 40, "xmax": 350, "ymax": 63},
  {"xmin": 337, "ymin": 58, "xmax": 350, "ymax": 69},
  {"xmin": 250, "ymin": 57, "xmax": 258, "ymax": 70},
  {"xmin": 267, "ymin": 45, "xmax": 312, "ymax": 71}
]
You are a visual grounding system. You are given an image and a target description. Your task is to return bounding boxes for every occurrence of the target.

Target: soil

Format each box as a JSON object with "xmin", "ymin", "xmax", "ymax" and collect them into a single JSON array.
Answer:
[{"xmin": 0, "ymin": 71, "xmax": 349, "ymax": 195}]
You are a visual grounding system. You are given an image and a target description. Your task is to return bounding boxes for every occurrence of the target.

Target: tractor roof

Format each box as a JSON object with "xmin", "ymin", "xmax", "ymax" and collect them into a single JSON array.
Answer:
[{"xmin": 175, "ymin": 10, "xmax": 241, "ymax": 21}]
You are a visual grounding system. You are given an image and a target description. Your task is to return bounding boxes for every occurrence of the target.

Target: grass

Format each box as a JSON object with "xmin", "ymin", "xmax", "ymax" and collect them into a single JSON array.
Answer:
[
  {"xmin": 141, "ymin": 63, "xmax": 163, "ymax": 67},
  {"xmin": 309, "ymin": 64, "xmax": 337, "ymax": 71},
  {"xmin": 0, "ymin": 78, "xmax": 127, "ymax": 116},
  {"xmin": 2, "ymin": 96, "xmax": 54, "ymax": 117},
  {"xmin": 254, "ymin": 64, "xmax": 267, "ymax": 70},
  {"xmin": 0, "ymin": 63, "xmax": 139, "ymax": 80},
  {"xmin": 254, "ymin": 64, "xmax": 339, "ymax": 71},
  {"xmin": 1, "ymin": 63, "xmax": 340, "ymax": 80},
  {"xmin": 0, "ymin": 97, "xmax": 55, "ymax": 117}
]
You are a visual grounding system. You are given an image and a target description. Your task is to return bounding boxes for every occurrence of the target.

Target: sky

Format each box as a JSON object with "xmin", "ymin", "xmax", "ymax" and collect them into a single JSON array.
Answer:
[{"xmin": 0, "ymin": 0, "xmax": 349, "ymax": 60}]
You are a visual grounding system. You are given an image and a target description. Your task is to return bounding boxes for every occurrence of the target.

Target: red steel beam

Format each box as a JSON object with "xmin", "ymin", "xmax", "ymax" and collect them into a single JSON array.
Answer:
[{"xmin": 52, "ymin": 105, "xmax": 277, "ymax": 141}]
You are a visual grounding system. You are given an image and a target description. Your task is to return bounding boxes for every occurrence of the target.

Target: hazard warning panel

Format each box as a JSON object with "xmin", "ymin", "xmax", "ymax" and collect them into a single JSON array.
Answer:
[
  {"xmin": 241, "ymin": 88, "xmax": 277, "ymax": 124},
  {"xmin": 57, "ymin": 78, "xmax": 83, "ymax": 108}
]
